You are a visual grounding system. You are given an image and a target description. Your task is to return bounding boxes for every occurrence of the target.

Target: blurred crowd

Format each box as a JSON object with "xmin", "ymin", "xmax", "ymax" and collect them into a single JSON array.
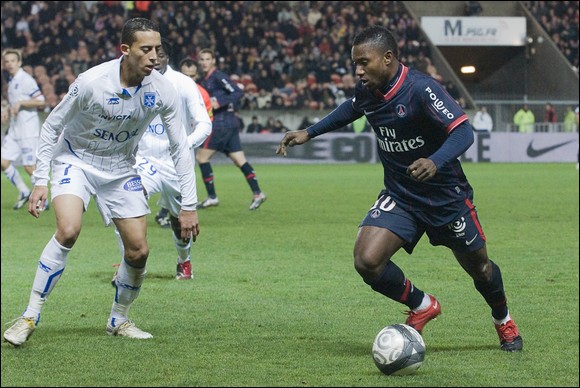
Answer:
[
  {"xmin": 1, "ymin": 1, "xmax": 578, "ymax": 113},
  {"xmin": 524, "ymin": 1, "xmax": 579, "ymax": 73},
  {"xmin": 1, "ymin": 1, "xmax": 451, "ymax": 112}
]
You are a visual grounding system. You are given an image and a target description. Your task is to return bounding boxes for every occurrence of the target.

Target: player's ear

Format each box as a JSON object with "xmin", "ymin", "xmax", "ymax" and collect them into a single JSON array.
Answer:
[
  {"xmin": 383, "ymin": 51, "xmax": 393, "ymax": 65},
  {"xmin": 120, "ymin": 43, "xmax": 130, "ymax": 56}
]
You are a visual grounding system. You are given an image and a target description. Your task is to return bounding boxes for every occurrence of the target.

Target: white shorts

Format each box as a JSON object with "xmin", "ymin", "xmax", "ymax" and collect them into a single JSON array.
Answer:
[
  {"xmin": 135, "ymin": 156, "xmax": 182, "ymax": 218},
  {"xmin": 50, "ymin": 161, "xmax": 150, "ymax": 226},
  {"xmin": 1, "ymin": 132, "xmax": 39, "ymax": 166}
]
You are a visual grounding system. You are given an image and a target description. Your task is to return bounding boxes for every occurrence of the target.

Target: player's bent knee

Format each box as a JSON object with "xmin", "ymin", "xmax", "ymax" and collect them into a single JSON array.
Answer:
[
  {"xmin": 353, "ymin": 254, "xmax": 384, "ymax": 282},
  {"xmin": 124, "ymin": 245, "xmax": 149, "ymax": 265},
  {"xmin": 55, "ymin": 228, "xmax": 80, "ymax": 248}
]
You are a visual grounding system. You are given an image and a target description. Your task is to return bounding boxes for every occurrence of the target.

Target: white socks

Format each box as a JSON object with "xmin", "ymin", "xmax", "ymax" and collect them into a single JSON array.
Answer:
[
  {"xmin": 4, "ymin": 164, "xmax": 30, "ymax": 195},
  {"xmin": 172, "ymin": 232, "xmax": 191, "ymax": 264},
  {"xmin": 413, "ymin": 293, "xmax": 433, "ymax": 312},
  {"xmin": 493, "ymin": 312, "xmax": 511, "ymax": 325},
  {"xmin": 23, "ymin": 235, "xmax": 70, "ymax": 322},
  {"xmin": 110, "ymin": 260, "xmax": 147, "ymax": 324}
]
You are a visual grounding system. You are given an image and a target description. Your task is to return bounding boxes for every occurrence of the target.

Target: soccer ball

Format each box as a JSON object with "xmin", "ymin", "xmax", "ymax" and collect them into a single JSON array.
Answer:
[{"xmin": 371, "ymin": 324, "xmax": 426, "ymax": 376}]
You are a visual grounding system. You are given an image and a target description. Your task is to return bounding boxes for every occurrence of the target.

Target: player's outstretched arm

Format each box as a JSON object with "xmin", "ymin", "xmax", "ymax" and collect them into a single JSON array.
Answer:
[{"xmin": 276, "ymin": 130, "xmax": 312, "ymax": 157}]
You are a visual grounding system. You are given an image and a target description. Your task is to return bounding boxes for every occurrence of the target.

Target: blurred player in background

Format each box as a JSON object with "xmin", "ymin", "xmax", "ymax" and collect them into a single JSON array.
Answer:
[
  {"xmin": 3, "ymin": 18, "xmax": 199, "ymax": 346},
  {"xmin": 1, "ymin": 48, "xmax": 46, "ymax": 210},
  {"xmin": 196, "ymin": 48, "xmax": 267, "ymax": 211},
  {"xmin": 112, "ymin": 37, "xmax": 211, "ymax": 280},
  {"xmin": 179, "ymin": 57, "xmax": 214, "ymax": 121},
  {"xmin": 154, "ymin": 56, "xmax": 214, "ymax": 228},
  {"xmin": 277, "ymin": 25, "xmax": 522, "ymax": 352}
]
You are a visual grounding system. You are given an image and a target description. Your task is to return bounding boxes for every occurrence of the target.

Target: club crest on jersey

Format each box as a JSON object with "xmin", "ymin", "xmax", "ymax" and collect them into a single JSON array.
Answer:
[
  {"xmin": 124, "ymin": 176, "xmax": 143, "ymax": 192},
  {"xmin": 396, "ymin": 104, "xmax": 407, "ymax": 117},
  {"xmin": 143, "ymin": 92, "xmax": 156, "ymax": 108}
]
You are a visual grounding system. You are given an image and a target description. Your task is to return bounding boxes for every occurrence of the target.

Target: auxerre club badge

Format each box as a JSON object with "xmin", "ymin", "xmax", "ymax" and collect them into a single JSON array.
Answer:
[{"xmin": 143, "ymin": 92, "xmax": 156, "ymax": 108}]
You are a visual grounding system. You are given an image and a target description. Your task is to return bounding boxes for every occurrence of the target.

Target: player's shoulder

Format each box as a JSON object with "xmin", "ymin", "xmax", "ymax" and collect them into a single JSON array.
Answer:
[
  {"xmin": 76, "ymin": 59, "xmax": 117, "ymax": 87},
  {"xmin": 165, "ymin": 67, "xmax": 195, "ymax": 88},
  {"xmin": 405, "ymin": 67, "xmax": 435, "ymax": 89},
  {"xmin": 147, "ymin": 69, "xmax": 175, "ymax": 90},
  {"xmin": 14, "ymin": 68, "xmax": 36, "ymax": 85}
]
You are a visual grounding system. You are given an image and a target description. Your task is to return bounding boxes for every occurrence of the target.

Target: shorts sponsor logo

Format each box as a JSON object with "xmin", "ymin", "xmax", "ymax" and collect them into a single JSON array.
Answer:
[{"xmin": 124, "ymin": 176, "xmax": 143, "ymax": 192}]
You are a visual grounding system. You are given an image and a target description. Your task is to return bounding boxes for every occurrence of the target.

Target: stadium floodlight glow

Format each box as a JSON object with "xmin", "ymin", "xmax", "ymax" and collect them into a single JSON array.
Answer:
[{"xmin": 461, "ymin": 66, "xmax": 476, "ymax": 74}]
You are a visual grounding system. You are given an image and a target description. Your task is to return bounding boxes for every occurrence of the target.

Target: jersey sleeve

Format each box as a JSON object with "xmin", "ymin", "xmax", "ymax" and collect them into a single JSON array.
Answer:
[
  {"xmin": 420, "ymin": 78, "xmax": 468, "ymax": 134},
  {"xmin": 180, "ymin": 78, "xmax": 212, "ymax": 148},
  {"xmin": 33, "ymin": 79, "xmax": 83, "ymax": 186},
  {"xmin": 161, "ymin": 83, "xmax": 198, "ymax": 210}
]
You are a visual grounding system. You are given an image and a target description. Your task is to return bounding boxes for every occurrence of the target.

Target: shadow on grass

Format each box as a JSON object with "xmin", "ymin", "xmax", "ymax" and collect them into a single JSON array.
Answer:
[
  {"xmin": 317, "ymin": 338, "xmax": 500, "ymax": 357},
  {"xmin": 427, "ymin": 343, "xmax": 499, "ymax": 352}
]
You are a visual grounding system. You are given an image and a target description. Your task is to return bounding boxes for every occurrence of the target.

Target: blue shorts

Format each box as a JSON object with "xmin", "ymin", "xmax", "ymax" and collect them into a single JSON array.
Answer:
[
  {"xmin": 201, "ymin": 126, "xmax": 242, "ymax": 155},
  {"xmin": 359, "ymin": 192, "xmax": 486, "ymax": 254}
]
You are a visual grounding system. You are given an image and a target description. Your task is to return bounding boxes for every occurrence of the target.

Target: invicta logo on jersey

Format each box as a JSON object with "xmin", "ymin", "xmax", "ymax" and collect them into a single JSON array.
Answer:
[{"xmin": 98, "ymin": 113, "xmax": 132, "ymax": 120}]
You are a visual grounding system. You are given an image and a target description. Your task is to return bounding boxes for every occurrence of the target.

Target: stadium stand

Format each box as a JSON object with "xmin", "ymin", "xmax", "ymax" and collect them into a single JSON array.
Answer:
[{"xmin": 1, "ymin": 1, "xmax": 578, "ymax": 131}]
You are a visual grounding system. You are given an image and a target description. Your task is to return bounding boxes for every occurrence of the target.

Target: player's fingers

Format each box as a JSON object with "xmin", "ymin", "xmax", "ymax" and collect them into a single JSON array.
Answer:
[{"xmin": 276, "ymin": 144, "xmax": 287, "ymax": 156}]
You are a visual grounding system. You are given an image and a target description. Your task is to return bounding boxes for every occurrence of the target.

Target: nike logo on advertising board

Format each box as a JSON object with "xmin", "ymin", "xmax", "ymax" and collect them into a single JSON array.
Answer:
[{"xmin": 526, "ymin": 140, "xmax": 575, "ymax": 157}]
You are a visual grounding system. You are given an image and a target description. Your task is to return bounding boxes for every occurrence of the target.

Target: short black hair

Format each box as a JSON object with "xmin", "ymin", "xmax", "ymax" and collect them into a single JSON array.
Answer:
[
  {"xmin": 161, "ymin": 37, "xmax": 173, "ymax": 59},
  {"xmin": 121, "ymin": 18, "xmax": 159, "ymax": 46},
  {"xmin": 353, "ymin": 25, "xmax": 399, "ymax": 58},
  {"xmin": 179, "ymin": 57, "xmax": 197, "ymax": 68}
]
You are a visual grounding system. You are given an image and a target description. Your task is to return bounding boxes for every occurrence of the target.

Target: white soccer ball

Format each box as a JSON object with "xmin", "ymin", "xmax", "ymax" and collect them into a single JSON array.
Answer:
[{"xmin": 371, "ymin": 323, "xmax": 426, "ymax": 376}]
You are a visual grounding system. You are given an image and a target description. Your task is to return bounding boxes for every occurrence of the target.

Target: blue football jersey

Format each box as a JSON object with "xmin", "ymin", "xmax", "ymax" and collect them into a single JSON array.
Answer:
[
  {"xmin": 352, "ymin": 64, "xmax": 474, "ymax": 225},
  {"xmin": 200, "ymin": 68, "xmax": 244, "ymax": 131}
]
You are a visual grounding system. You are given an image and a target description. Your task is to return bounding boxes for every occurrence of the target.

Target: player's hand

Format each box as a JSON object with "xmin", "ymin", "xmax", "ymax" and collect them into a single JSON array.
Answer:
[
  {"xmin": 179, "ymin": 209, "xmax": 199, "ymax": 243},
  {"xmin": 407, "ymin": 158, "xmax": 437, "ymax": 182},
  {"xmin": 28, "ymin": 185, "xmax": 48, "ymax": 219},
  {"xmin": 0, "ymin": 109, "xmax": 8, "ymax": 124},
  {"xmin": 276, "ymin": 130, "xmax": 311, "ymax": 157},
  {"xmin": 10, "ymin": 102, "xmax": 21, "ymax": 117}
]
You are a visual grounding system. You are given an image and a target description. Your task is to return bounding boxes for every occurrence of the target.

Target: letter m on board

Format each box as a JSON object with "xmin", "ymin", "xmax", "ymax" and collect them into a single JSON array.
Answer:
[{"xmin": 444, "ymin": 20, "xmax": 462, "ymax": 36}]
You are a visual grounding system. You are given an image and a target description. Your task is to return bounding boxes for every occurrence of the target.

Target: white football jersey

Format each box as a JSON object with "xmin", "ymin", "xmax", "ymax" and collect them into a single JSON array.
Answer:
[
  {"xmin": 7, "ymin": 68, "xmax": 45, "ymax": 139},
  {"xmin": 33, "ymin": 57, "xmax": 197, "ymax": 208},
  {"xmin": 138, "ymin": 65, "xmax": 212, "ymax": 167}
]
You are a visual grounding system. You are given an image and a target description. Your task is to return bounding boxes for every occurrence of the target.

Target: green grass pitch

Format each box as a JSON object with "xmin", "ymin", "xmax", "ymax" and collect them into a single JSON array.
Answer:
[{"xmin": 1, "ymin": 162, "xmax": 578, "ymax": 387}]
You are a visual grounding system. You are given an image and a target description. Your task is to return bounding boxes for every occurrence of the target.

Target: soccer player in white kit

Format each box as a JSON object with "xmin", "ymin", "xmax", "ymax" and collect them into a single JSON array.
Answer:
[
  {"xmin": 1, "ymin": 48, "xmax": 46, "ymax": 210},
  {"xmin": 3, "ymin": 18, "xmax": 199, "ymax": 346},
  {"xmin": 112, "ymin": 37, "xmax": 212, "ymax": 280}
]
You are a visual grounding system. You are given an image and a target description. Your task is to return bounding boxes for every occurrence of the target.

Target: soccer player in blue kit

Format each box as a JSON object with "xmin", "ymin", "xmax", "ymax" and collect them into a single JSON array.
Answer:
[
  {"xmin": 277, "ymin": 26, "xmax": 522, "ymax": 352},
  {"xmin": 196, "ymin": 48, "xmax": 267, "ymax": 211}
]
